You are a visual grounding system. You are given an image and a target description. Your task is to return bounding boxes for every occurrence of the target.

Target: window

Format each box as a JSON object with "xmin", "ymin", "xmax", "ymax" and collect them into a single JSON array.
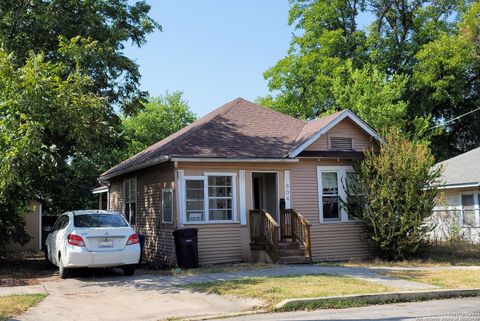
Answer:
[
  {"xmin": 317, "ymin": 166, "xmax": 354, "ymax": 223},
  {"xmin": 162, "ymin": 189, "xmax": 173, "ymax": 224},
  {"xmin": 186, "ymin": 179, "xmax": 205, "ymax": 222},
  {"xmin": 345, "ymin": 171, "xmax": 364, "ymax": 220},
  {"xmin": 183, "ymin": 173, "xmax": 236, "ymax": 223},
  {"xmin": 462, "ymin": 194, "xmax": 476, "ymax": 226},
  {"xmin": 124, "ymin": 178, "xmax": 137, "ymax": 226},
  {"xmin": 330, "ymin": 137, "xmax": 353, "ymax": 151},
  {"xmin": 320, "ymin": 172, "xmax": 340, "ymax": 221},
  {"xmin": 74, "ymin": 214, "xmax": 127, "ymax": 228},
  {"xmin": 53, "ymin": 215, "xmax": 69, "ymax": 231}
]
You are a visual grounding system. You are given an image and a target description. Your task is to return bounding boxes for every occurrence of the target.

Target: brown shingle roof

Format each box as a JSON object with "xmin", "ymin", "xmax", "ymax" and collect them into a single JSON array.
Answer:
[{"xmin": 100, "ymin": 99, "xmax": 373, "ymax": 179}]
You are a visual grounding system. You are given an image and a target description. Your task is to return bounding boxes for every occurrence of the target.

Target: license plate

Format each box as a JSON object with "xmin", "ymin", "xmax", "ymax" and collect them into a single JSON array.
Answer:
[{"xmin": 98, "ymin": 239, "xmax": 114, "ymax": 248}]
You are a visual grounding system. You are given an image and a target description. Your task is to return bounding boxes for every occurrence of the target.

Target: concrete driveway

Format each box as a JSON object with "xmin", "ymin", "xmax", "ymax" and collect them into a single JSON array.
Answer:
[{"xmin": 14, "ymin": 270, "xmax": 261, "ymax": 321}]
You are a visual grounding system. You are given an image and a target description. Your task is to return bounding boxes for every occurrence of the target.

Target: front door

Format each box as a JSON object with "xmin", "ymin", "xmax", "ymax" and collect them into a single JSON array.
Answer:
[{"xmin": 252, "ymin": 172, "xmax": 278, "ymax": 222}]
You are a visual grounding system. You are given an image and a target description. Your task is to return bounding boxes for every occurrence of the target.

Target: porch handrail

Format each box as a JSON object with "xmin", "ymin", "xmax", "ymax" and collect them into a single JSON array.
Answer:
[
  {"xmin": 249, "ymin": 209, "xmax": 279, "ymax": 262},
  {"xmin": 281, "ymin": 208, "xmax": 312, "ymax": 260}
]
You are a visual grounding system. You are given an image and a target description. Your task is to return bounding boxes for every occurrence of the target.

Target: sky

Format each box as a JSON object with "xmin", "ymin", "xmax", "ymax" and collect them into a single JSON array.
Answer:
[{"xmin": 124, "ymin": 1, "xmax": 293, "ymax": 117}]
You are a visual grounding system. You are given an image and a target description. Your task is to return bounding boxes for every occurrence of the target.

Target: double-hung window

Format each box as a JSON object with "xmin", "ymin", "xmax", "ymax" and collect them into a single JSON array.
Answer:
[
  {"xmin": 461, "ymin": 193, "xmax": 479, "ymax": 227},
  {"xmin": 162, "ymin": 188, "xmax": 173, "ymax": 224},
  {"xmin": 317, "ymin": 166, "xmax": 355, "ymax": 223},
  {"xmin": 184, "ymin": 173, "xmax": 236, "ymax": 223},
  {"xmin": 320, "ymin": 172, "xmax": 340, "ymax": 221},
  {"xmin": 124, "ymin": 178, "xmax": 137, "ymax": 226}
]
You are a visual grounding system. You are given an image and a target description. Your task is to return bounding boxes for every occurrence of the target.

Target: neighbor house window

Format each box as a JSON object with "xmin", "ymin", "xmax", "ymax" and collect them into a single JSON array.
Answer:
[
  {"xmin": 461, "ymin": 194, "xmax": 476, "ymax": 226},
  {"xmin": 317, "ymin": 166, "xmax": 354, "ymax": 223},
  {"xmin": 183, "ymin": 173, "xmax": 236, "ymax": 223},
  {"xmin": 124, "ymin": 178, "xmax": 137, "ymax": 226},
  {"xmin": 162, "ymin": 189, "xmax": 173, "ymax": 224}
]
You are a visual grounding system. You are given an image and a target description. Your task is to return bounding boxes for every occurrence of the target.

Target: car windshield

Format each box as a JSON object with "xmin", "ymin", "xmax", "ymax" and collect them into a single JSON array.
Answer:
[{"xmin": 74, "ymin": 214, "xmax": 128, "ymax": 228}]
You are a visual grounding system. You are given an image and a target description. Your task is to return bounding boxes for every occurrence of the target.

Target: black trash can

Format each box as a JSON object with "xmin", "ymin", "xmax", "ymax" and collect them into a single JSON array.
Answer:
[
  {"xmin": 172, "ymin": 228, "xmax": 199, "ymax": 269},
  {"xmin": 138, "ymin": 234, "xmax": 146, "ymax": 264}
]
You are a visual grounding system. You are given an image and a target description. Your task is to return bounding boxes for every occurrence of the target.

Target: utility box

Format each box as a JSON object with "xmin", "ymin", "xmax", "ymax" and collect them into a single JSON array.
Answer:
[{"xmin": 172, "ymin": 228, "xmax": 199, "ymax": 269}]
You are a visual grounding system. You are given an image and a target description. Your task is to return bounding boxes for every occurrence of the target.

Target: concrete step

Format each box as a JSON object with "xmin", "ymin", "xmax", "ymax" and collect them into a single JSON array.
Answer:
[
  {"xmin": 278, "ymin": 255, "xmax": 311, "ymax": 264},
  {"xmin": 278, "ymin": 248, "xmax": 306, "ymax": 257}
]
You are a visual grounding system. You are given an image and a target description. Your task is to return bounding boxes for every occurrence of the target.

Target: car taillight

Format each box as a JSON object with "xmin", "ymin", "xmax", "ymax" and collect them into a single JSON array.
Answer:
[
  {"xmin": 67, "ymin": 234, "xmax": 85, "ymax": 247},
  {"xmin": 127, "ymin": 233, "xmax": 139, "ymax": 245}
]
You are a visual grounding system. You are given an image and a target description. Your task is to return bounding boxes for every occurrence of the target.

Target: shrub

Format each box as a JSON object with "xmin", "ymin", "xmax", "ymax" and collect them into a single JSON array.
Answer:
[{"xmin": 344, "ymin": 128, "xmax": 442, "ymax": 260}]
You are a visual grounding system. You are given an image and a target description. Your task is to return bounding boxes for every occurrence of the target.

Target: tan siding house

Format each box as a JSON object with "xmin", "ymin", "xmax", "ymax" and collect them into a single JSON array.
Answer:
[
  {"xmin": 431, "ymin": 147, "xmax": 480, "ymax": 242},
  {"xmin": 100, "ymin": 98, "xmax": 380, "ymax": 266}
]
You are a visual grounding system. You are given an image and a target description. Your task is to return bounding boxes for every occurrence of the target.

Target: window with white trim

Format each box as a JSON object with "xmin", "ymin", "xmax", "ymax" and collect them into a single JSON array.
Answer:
[
  {"xmin": 320, "ymin": 172, "xmax": 340, "ymax": 221},
  {"xmin": 317, "ymin": 166, "xmax": 354, "ymax": 223},
  {"xmin": 162, "ymin": 188, "xmax": 173, "ymax": 224},
  {"xmin": 345, "ymin": 171, "xmax": 364, "ymax": 220},
  {"xmin": 185, "ymin": 178, "xmax": 205, "ymax": 222},
  {"xmin": 124, "ymin": 178, "xmax": 137, "ymax": 226},
  {"xmin": 461, "ymin": 193, "xmax": 476, "ymax": 227},
  {"xmin": 184, "ymin": 173, "xmax": 236, "ymax": 223}
]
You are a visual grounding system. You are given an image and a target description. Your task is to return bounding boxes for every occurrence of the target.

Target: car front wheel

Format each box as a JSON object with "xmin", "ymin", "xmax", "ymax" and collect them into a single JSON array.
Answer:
[
  {"xmin": 58, "ymin": 255, "xmax": 70, "ymax": 279},
  {"xmin": 122, "ymin": 265, "xmax": 136, "ymax": 276}
]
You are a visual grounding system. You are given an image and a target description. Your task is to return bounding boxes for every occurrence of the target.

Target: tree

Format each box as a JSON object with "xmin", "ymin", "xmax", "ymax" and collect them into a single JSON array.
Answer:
[
  {"xmin": 344, "ymin": 128, "xmax": 442, "ymax": 260},
  {"xmin": 0, "ymin": 44, "xmax": 114, "ymax": 247},
  {"xmin": 262, "ymin": 0, "xmax": 479, "ymax": 159},
  {"xmin": 0, "ymin": 0, "xmax": 160, "ymax": 114},
  {"xmin": 0, "ymin": 1, "xmax": 159, "ymax": 222},
  {"xmin": 122, "ymin": 92, "xmax": 196, "ymax": 157}
]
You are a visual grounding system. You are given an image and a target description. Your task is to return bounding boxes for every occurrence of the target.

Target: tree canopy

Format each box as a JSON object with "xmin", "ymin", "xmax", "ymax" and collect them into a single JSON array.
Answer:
[
  {"xmin": 261, "ymin": 0, "xmax": 480, "ymax": 159},
  {"xmin": 122, "ymin": 92, "xmax": 197, "ymax": 157}
]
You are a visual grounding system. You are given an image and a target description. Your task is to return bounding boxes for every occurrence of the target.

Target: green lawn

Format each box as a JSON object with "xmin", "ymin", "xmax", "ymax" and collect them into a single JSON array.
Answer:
[
  {"xmin": 182, "ymin": 274, "xmax": 395, "ymax": 308},
  {"xmin": 384, "ymin": 270, "xmax": 480, "ymax": 289},
  {"xmin": 0, "ymin": 294, "xmax": 46, "ymax": 321}
]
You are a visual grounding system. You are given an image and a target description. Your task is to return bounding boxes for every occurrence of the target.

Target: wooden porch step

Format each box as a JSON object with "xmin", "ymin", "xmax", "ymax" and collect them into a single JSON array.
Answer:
[{"xmin": 278, "ymin": 241, "xmax": 301, "ymax": 250}]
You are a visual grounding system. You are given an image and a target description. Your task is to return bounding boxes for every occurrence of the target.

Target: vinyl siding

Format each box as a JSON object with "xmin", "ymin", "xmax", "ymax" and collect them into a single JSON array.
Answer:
[
  {"xmin": 178, "ymin": 162, "xmax": 289, "ymax": 265},
  {"xmin": 290, "ymin": 159, "xmax": 372, "ymax": 260},
  {"xmin": 108, "ymin": 162, "xmax": 176, "ymax": 267},
  {"xmin": 305, "ymin": 118, "xmax": 375, "ymax": 152}
]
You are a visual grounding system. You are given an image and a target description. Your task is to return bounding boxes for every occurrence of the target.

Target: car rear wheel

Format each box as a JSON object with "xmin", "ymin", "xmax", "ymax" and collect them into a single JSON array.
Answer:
[
  {"xmin": 58, "ymin": 255, "xmax": 70, "ymax": 279},
  {"xmin": 122, "ymin": 265, "xmax": 136, "ymax": 276},
  {"xmin": 44, "ymin": 247, "xmax": 54, "ymax": 268}
]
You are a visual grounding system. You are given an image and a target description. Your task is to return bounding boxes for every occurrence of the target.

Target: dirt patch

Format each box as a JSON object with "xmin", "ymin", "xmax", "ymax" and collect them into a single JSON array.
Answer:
[{"xmin": 0, "ymin": 250, "xmax": 57, "ymax": 287}]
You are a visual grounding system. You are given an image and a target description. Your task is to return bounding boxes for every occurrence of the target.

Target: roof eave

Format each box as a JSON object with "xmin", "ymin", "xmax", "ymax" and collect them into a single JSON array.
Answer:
[{"xmin": 99, "ymin": 155, "xmax": 170, "ymax": 181}]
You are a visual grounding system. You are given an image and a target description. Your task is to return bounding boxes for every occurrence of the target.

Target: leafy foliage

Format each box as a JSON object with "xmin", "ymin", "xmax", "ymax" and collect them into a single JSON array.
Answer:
[
  {"xmin": 122, "ymin": 92, "xmax": 197, "ymax": 157},
  {"xmin": 262, "ymin": 0, "xmax": 479, "ymax": 159},
  {"xmin": 344, "ymin": 128, "xmax": 442, "ymax": 260},
  {"xmin": 0, "ymin": 0, "xmax": 160, "ymax": 114},
  {"xmin": 0, "ymin": 45, "xmax": 113, "ymax": 247}
]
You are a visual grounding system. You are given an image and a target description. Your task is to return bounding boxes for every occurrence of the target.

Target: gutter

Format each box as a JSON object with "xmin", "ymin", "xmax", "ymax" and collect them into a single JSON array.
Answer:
[
  {"xmin": 170, "ymin": 157, "xmax": 299, "ymax": 163},
  {"xmin": 434, "ymin": 182, "xmax": 480, "ymax": 190}
]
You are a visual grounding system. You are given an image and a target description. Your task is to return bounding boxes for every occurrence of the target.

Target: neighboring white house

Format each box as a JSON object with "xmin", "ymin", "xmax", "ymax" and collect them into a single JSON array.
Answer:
[{"xmin": 432, "ymin": 147, "xmax": 480, "ymax": 242}]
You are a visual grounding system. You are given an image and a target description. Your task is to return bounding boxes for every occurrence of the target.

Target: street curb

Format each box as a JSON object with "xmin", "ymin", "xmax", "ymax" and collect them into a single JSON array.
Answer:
[
  {"xmin": 275, "ymin": 288, "xmax": 480, "ymax": 310},
  {"xmin": 167, "ymin": 309, "xmax": 268, "ymax": 321}
]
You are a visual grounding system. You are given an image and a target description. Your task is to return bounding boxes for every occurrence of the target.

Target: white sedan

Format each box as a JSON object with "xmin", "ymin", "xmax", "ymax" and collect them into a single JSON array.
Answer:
[{"xmin": 45, "ymin": 210, "xmax": 141, "ymax": 279}]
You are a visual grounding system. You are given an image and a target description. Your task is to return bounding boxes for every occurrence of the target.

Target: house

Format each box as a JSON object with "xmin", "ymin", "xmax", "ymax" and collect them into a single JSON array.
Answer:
[
  {"xmin": 99, "ymin": 98, "xmax": 381, "ymax": 266},
  {"xmin": 431, "ymin": 147, "xmax": 480, "ymax": 242}
]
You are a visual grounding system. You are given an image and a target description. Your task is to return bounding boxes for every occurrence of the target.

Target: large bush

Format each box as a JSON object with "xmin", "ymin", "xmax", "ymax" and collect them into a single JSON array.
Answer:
[{"xmin": 344, "ymin": 129, "xmax": 442, "ymax": 260}]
